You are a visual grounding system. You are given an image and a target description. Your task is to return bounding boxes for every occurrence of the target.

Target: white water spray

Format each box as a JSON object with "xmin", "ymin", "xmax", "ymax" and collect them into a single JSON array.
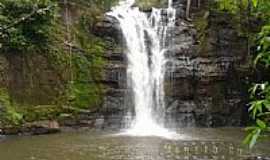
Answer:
[{"xmin": 108, "ymin": 0, "xmax": 177, "ymax": 138}]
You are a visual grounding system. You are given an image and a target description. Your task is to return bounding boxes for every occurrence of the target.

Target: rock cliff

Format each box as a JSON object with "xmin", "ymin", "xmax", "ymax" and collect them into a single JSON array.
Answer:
[{"xmin": 94, "ymin": 0, "xmax": 250, "ymax": 128}]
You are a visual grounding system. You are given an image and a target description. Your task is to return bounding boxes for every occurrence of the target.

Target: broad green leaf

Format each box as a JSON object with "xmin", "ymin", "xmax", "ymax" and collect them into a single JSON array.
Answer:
[
  {"xmin": 256, "ymin": 119, "xmax": 267, "ymax": 128},
  {"xmin": 252, "ymin": 0, "xmax": 258, "ymax": 8},
  {"xmin": 248, "ymin": 101, "xmax": 256, "ymax": 112},
  {"xmin": 254, "ymin": 53, "xmax": 264, "ymax": 66},
  {"xmin": 243, "ymin": 132, "xmax": 253, "ymax": 145},
  {"xmin": 263, "ymin": 100, "xmax": 270, "ymax": 110},
  {"xmin": 257, "ymin": 112, "xmax": 270, "ymax": 117},
  {"xmin": 245, "ymin": 126, "xmax": 257, "ymax": 131},
  {"xmin": 253, "ymin": 107, "xmax": 257, "ymax": 119},
  {"xmin": 249, "ymin": 129, "xmax": 261, "ymax": 148}
]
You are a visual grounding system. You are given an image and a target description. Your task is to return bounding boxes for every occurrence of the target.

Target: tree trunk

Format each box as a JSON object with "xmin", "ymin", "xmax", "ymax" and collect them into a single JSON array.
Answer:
[{"xmin": 186, "ymin": 0, "xmax": 191, "ymax": 20}]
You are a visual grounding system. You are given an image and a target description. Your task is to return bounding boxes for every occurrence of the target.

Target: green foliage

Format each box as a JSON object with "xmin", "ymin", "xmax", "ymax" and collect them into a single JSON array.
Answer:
[
  {"xmin": 0, "ymin": 88, "xmax": 23, "ymax": 126},
  {"xmin": 0, "ymin": 88, "xmax": 9, "ymax": 106},
  {"xmin": 67, "ymin": 81, "xmax": 103, "ymax": 109},
  {"xmin": 70, "ymin": 0, "xmax": 119, "ymax": 11},
  {"xmin": 245, "ymin": 83, "xmax": 270, "ymax": 148},
  {"xmin": 1, "ymin": 87, "xmax": 64, "ymax": 124},
  {"xmin": 254, "ymin": 25, "xmax": 270, "ymax": 68},
  {"xmin": 4, "ymin": 107, "xmax": 23, "ymax": 126},
  {"xmin": 194, "ymin": 11, "xmax": 209, "ymax": 53},
  {"xmin": 0, "ymin": 0, "xmax": 113, "ymax": 127},
  {"xmin": 62, "ymin": 7, "xmax": 106, "ymax": 110},
  {"xmin": 215, "ymin": 0, "xmax": 270, "ymax": 19},
  {"xmin": 250, "ymin": 0, "xmax": 270, "ymax": 20},
  {"xmin": 243, "ymin": 0, "xmax": 270, "ymax": 148},
  {"xmin": 21, "ymin": 105, "xmax": 60, "ymax": 122},
  {"xmin": 67, "ymin": 51, "xmax": 104, "ymax": 110},
  {"xmin": 215, "ymin": 0, "xmax": 243, "ymax": 14},
  {"xmin": 135, "ymin": 0, "xmax": 167, "ymax": 10},
  {"xmin": 0, "ymin": 0, "xmax": 59, "ymax": 53}
]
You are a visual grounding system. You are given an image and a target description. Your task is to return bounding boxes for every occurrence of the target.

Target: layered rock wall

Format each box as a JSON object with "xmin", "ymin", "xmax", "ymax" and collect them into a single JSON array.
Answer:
[
  {"xmin": 95, "ymin": 0, "xmax": 250, "ymax": 127},
  {"xmin": 5, "ymin": 54, "xmax": 67, "ymax": 105},
  {"xmin": 164, "ymin": 4, "xmax": 250, "ymax": 127}
]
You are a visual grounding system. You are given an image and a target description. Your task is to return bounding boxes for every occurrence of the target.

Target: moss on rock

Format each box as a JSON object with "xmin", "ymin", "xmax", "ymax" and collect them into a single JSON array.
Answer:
[
  {"xmin": 135, "ymin": 0, "xmax": 167, "ymax": 10},
  {"xmin": 0, "ymin": 0, "xmax": 118, "ymax": 130}
]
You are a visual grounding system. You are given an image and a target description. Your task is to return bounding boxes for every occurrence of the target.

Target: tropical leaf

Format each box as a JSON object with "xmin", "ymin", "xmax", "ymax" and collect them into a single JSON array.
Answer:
[
  {"xmin": 249, "ymin": 129, "xmax": 261, "ymax": 148},
  {"xmin": 252, "ymin": 0, "xmax": 258, "ymax": 8},
  {"xmin": 256, "ymin": 119, "xmax": 267, "ymax": 128}
]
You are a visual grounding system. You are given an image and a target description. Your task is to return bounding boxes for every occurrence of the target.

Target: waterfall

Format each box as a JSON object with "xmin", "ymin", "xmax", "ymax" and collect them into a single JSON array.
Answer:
[{"xmin": 108, "ymin": 0, "xmax": 177, "ymax": 138}]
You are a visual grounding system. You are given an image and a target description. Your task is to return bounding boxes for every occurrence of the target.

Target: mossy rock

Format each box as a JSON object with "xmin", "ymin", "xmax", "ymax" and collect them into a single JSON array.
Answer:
[
  {"xmin": 193, "ymin": 10, "xmax": 209, "ymax": 54},
  {"xmin": 135, "ymin": 0, "xmax": 168, "ymax": 10}
]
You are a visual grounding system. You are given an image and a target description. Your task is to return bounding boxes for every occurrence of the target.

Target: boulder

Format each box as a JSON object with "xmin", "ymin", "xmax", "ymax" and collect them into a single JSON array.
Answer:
[{"xmin": 1, "ymin": 120, "xmax": 60, "ymax": 135}]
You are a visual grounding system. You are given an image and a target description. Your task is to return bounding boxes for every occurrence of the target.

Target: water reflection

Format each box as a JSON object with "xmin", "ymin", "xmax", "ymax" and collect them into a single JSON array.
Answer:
[
  {"xmin": 92, "ymin": 139, "xmax": 249, "ymax": 160},
  {"xmin": 0, "ymin": 129, "xmax": 269, "ymax": 160}
]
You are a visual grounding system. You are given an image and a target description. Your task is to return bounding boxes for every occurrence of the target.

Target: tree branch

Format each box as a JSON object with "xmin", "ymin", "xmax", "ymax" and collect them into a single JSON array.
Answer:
[{"xmin": 0, "ymin": 5, "xmax": 54, "ymax": 33}]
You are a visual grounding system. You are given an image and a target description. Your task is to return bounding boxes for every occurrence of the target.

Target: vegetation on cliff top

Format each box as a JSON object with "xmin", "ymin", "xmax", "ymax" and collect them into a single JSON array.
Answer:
[
  {"xmin": 0, "ymin": 0, "xmax": 58, "ymax": 53},
  {"xmin": 0, "ymin": 0, "xmax": 118, "ymax": 126}
]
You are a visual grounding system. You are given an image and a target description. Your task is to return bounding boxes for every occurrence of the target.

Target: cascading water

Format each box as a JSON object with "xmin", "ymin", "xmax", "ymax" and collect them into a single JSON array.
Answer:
[{"xmin": 108, "ymin": 0, "xmax": 178, "ymax": 138}]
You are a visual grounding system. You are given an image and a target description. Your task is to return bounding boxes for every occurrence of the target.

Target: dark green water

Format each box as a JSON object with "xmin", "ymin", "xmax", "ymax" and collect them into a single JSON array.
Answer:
[{"xmin": 0, "ymin": 128, "xmax": 269, "ymax": 160}]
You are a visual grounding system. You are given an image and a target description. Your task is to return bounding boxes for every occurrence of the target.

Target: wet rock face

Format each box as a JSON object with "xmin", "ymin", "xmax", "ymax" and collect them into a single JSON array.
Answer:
[
  {"xmin": 93, "ymin": 15, "xmax": 132, "ymax": 129},
  {"xmin": 0, "ymin": 53, "xmax": 67, "ymax": 106},
  {"xmin": 94, "ymin": 16, "xmax": 123, "ymax": 43},
  {"xmin": 164, "ymin": 9, "xmax": 249, "ymax": 127},
  {"xmin": 5, "ymin": 54, "xmax": 66, "ymax": 105},
  {"xmin": 95, "ymin": 1, "xmax": 249, "ymax": 128},
  {"xmin": 0, "ymin": 55, "xmax": 8, "ymax": 86}
]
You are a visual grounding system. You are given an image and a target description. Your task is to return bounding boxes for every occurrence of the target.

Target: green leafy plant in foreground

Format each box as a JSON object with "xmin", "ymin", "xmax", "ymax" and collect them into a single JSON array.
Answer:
[
  {"xmin": 244, "ymin": 3, "xmax": 270, "ymax": 148},
  {"xmin": 244, "ymin": 83, "xmax": 270, "ymax": 148},
  {"xmin": 254, "ymin": 25, "xmax": 270, "ymax": 68}
]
